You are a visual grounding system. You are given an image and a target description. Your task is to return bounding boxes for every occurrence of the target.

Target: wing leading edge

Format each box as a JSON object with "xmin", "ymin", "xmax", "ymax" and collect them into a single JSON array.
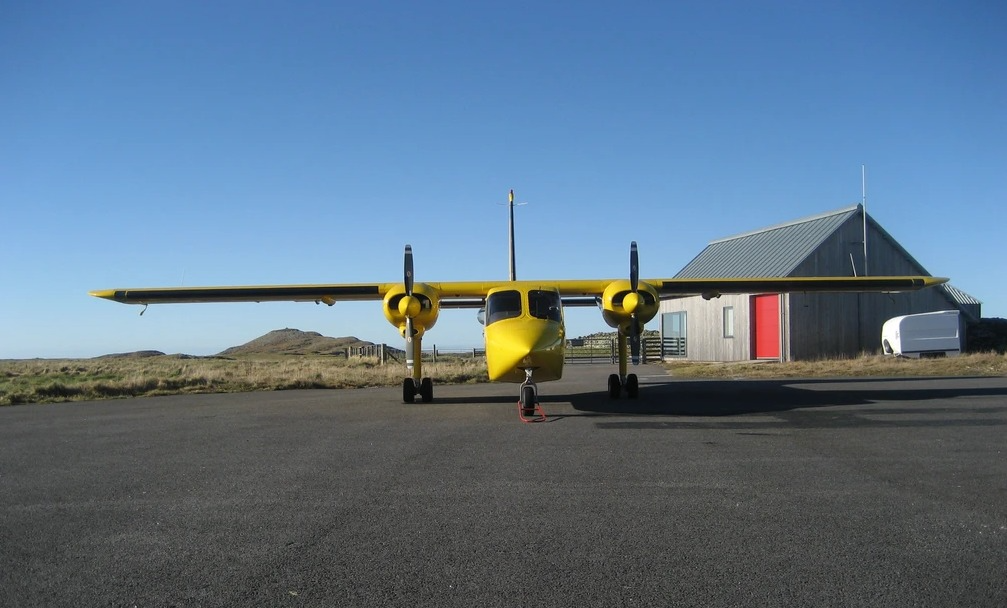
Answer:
[
  {"xmin": 90, "ymin": 275, "xmax": 948, "ymax": 306},
  {"xmin": 88, "ymin": 284, "xmax": 390, "ymax": 306},
  {"xmin": 649, "ymin": 275, "xmax": 948, "ymax": 300}
]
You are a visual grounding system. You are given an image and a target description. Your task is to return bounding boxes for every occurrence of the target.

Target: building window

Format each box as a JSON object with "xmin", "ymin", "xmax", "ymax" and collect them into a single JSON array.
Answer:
[
  {"xmin": 723, "ymin": 306, "xmax": 734, "ymax": 338},
  {"xmin": 661, "ymin": 312, "xmax": 687, "ymax": 358}
]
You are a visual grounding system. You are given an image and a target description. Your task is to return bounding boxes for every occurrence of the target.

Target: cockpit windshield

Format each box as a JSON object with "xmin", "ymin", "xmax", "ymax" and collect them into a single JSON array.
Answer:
[
  {"xmin": 485, "ymin": 289, "xmax": 563, "ymax": 325},
  {"xmin": 485, "ymin": 290, "xmax": 522, "ymax": 325},
  {"xmin": 529, "ymin": 290, "xmax": 562, "ymax": 322}
]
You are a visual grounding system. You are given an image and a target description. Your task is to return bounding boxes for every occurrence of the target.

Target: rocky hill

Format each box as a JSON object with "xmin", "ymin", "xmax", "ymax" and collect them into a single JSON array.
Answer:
[
  {"xmin": 218, "ymin": 329, "xmax": 378, "ymax": 356},
  {"xmin": 95, "ymin": 350, "xmax": 168, "ymax": 359}
]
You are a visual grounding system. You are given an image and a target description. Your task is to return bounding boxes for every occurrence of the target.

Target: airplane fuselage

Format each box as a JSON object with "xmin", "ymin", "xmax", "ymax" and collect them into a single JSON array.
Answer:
[{"xmin": 482, "ymin": 285, "xmax": 566, "ymax": 383}]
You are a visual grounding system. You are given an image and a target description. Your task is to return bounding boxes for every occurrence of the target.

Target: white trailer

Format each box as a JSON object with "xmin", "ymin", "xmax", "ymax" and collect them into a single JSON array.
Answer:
[{"xmin": 881, "ymin": 310, "xmax": 962, "ymax": 358}]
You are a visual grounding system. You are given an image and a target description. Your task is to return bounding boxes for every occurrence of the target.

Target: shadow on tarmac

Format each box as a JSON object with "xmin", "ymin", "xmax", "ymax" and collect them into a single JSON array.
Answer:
[
  {"xmin": 433, "ymin": 376, "xmax": 1004, "ymax": 426},
  {"xmin": 424, "ymin": 375, "xmax": 1007, "ymax": 428},
  {"xmin": 554, "ymin": 377, "xmax": 1007, "ymax": 429}
]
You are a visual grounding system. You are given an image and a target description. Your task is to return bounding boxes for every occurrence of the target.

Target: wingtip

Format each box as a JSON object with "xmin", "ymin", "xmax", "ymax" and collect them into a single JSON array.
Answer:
[{"xmin": 89, "ymin": 289, "xmax": 116, "ymax": 300}]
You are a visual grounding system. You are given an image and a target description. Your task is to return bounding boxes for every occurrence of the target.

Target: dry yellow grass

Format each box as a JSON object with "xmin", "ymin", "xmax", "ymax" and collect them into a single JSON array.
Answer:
[
  {"xmin": 664, "ymin": 352, "xmax": 1007, "ymax": 379},
  {"xmin": 0, "ymin": 355, "xmax": 487, "ymax": 406},
  {"xmin": 3, "ymin": 352, "xmax": 1004, "ymax": 406}
]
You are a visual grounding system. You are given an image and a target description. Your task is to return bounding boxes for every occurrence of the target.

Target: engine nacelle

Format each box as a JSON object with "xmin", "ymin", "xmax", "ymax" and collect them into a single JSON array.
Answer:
[
  {"xmin": 600, "ymin": 280, "xmax": 660, "ymax": 330},
  {"xmin": 383, "ymin": 283, "xmax": 440, "ymax": 338}
]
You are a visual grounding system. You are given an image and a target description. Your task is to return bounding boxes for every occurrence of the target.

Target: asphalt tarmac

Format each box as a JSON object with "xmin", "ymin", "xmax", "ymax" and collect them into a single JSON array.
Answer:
[{"xmin": 2, "ymin": 364, "xmax": 1005, "ymax": 607}]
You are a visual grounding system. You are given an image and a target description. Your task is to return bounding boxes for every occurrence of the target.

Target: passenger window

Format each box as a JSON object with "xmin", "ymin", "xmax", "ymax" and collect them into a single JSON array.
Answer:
[
  {"xmin": 529, "ymin": 290, "xmax": 562, "ymax": 322},
  {"xmin": 486, "ymin": 290, "xmax": 522, "ymax": 325}
]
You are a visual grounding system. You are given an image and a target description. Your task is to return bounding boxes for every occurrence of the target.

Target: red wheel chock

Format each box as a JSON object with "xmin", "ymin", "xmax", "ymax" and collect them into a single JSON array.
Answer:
[{"xmin": 517, "ymin": 401, "xmax": 547, "ymax": 423}]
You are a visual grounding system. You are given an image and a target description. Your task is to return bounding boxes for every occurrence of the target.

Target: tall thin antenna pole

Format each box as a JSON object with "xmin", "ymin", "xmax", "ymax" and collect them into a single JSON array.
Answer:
[
  {"xmin": 862, "ymin": 165, "xmax": 868, "ymax": 276},
  {"xmin": 508, "ymin": 189, "xmax": 517, "ymax": 281},
  {"xmin": 505, "ymin": 189, "xmax": 528, "ymax": 281}
]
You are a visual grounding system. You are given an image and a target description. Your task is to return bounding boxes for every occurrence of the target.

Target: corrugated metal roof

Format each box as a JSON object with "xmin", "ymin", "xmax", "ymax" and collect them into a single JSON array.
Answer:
[
  {"xmin": 940, "ymin": 283, "xmax": 982, "ymax": 306},
  {"xmin": 675, "ymin": 206, "xmax": 861, "ymax": 278}
]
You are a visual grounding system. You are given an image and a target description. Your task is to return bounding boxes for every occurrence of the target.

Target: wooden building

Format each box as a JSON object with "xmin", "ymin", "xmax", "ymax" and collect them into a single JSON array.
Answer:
[{"xmin": 659, "ymin": 205, "xmax": 980, "ymax": 361}]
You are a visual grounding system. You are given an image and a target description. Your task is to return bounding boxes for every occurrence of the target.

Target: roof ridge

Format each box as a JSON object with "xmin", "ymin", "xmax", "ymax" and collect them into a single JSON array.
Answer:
[{"xmin": 710, "ymin": 204, "xmax": 861, "ymax": 244}]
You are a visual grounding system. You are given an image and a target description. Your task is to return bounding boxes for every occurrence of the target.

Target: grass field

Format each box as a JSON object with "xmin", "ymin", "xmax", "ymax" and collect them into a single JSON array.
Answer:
[
  {"xmin": 0, "ymin": 355, "xmax": 487, "ymax": 406},
  {"xmin": 2, "ymin": 352, "xmax": 1004, "ymax": 406},
  {"xmin": 664, "ymin": 352, "xmax": 1007, "ymax": 379}
]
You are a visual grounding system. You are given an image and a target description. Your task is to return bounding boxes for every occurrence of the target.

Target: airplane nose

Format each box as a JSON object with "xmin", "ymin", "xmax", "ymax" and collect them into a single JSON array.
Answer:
[{"xmin": 485, "ymin": 321, "xmax": 564, "ymax": 380}]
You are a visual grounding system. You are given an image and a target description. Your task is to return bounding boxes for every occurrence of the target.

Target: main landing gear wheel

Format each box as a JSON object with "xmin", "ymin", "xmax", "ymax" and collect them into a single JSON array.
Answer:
[
  {"xmin": 625, "ymin": 373, "xmax": 639, "ymax": 399},
  {"xmin": 419, "ymin": 377, "xmax": 434, "ymax": 403},
  {"xmin": 403, "ymin": 378, "xmax": 434, "ymax": 403},
  {"xmin": 402, "ymin": 378, "xmax": 416, "ymax": 403},
  {"xmin": 608, "ymin": 374, "xmax": 621, "ymax": 399},
  {"xmin": 607, "ymin": 374, "xmax": 640, "ymax": 399}
]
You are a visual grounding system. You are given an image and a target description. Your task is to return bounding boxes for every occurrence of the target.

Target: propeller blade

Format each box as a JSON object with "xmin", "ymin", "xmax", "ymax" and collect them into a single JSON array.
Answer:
[
  {"xmin": 404, "ymin": 244, "xmax": 414, "ymax": 296},
  {"xmin": 630, "ymin": 242, "xmax": 641, "ymax": 364},
  {"xmin": 630, "ymin": 318, "xmax": 641, "ymax": 365},
  {"xmin": 630, "ymin": 241, "xmax": 639, "ymax": 293}
]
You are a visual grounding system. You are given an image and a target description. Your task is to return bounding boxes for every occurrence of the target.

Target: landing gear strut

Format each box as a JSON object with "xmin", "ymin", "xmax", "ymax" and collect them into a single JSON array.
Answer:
[
  {"xmin": 397, "ymin": 244, "xmax": 434, "ymax": 404},
  {"xmin": 607, "ymin": 327, "xmax": 640, "ymax": 399},
  {"xmin": 401, "ymin": 329, "xmax": 433, "ymax": 403},
  {"xmin": 517, "ymin": 369, "xmax": 546, "ymax": 422}
]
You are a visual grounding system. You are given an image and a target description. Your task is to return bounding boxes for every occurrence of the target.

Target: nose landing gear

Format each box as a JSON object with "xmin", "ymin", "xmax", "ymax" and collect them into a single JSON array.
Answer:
[{"xmin": 517, "ymin": 368, "xmax": 546, "ymax": 422}]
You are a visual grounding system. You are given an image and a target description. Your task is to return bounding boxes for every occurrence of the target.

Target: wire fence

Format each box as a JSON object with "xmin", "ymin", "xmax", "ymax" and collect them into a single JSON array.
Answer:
[{"xmin": 347, "ymin": 338, "xmax": 680, "ymax": 365}]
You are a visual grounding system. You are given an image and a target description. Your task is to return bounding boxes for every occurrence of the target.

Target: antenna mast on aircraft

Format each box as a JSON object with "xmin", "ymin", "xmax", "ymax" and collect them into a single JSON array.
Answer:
[{"xmin": 507, "ymin": 189, "xmax": 527, "ymax": 281}]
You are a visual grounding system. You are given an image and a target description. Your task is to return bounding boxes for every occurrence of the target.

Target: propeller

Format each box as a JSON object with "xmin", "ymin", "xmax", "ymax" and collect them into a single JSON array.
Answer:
[
  {"xmin": 401, "ymin": 245, "xmax": 418, "ymax": 370},
  {"xmin": 627, "ymin": 241, "xmax": 642, "ymax": 364}
]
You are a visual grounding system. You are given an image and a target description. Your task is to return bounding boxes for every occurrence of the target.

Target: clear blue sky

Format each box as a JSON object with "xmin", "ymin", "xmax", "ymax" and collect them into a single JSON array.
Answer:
[{"xmin": 2, "ymin": 1, "xmax": 1004, "ymax": 358}]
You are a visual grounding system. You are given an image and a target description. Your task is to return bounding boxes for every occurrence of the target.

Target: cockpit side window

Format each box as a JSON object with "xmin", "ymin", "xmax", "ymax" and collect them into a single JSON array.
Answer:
[
  {"xmin": 486, "ymin": 290, "xmax": 522, "ymax": 325},
  {"xmin": 529, "ymin": 290, "xmax": 562, "ymax": 322}
]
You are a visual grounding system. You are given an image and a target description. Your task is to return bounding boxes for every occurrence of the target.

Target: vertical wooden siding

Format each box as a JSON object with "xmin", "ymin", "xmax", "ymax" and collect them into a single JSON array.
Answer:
[
  {"xmin": 659, "ymin": 212, "xmax": 959, "ymax": 361},
  {"xmin": 787, "ymin": 215, "xmax": 957, "ymax": 359},
  {"xmin": 660, "ymin": 293, "xmax": 751, "ymax": 361}
]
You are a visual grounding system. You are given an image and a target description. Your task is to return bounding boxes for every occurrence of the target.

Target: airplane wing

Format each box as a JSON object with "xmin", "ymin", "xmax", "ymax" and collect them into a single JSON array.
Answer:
[
  {"xmin": 647, "ymin": 276, "xmax": 948, "ymax": 299},
  {"xmin": 90, "ymin": 275, "xmax": 947, "ymax": 306},
  {"xmin": 88, "ymin": 284, "xmax": 394, "ymax": 306},
  {"xmin": 90, "ymin": 238, "xmax": 945, "ymax": 309},
  {"xmin": 88, "ymin": 283, "xmax": 493, "ymax": 308},
  {"xmin": 545, "ymin": 276, "xmax": 949, "ymax": 307}
]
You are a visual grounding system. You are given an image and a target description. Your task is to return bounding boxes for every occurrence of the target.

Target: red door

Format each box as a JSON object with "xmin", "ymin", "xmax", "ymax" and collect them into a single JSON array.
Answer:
[{"xmin": 752, "ymin": 295, "xmax": 780, "ymax": 359}]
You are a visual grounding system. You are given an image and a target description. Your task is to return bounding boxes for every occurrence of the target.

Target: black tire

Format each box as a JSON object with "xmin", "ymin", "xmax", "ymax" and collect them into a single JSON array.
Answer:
[
  {"xmin": 402, "ymin": 378, "xmax": 416, "ymax": 403},
  {"xmin": 521, "ymin": 385, "xmax": 536, "ymax": 416},
  {"xmin": 419, "ymin": 377, "xmax": 434, "ymax": 403},
  {"xmin": 608, "ymin": 374, "xmax": 621, "ymax": 399},
  {"xmin": 626, "ymin": 373, "xmax": 639, "ymax": 398}
]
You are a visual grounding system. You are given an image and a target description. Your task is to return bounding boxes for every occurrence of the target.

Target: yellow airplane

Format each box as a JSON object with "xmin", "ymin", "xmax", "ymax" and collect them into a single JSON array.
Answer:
[{"xmin": 91, "ymin": 191, "xmax": 947, "ymax": 419}]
